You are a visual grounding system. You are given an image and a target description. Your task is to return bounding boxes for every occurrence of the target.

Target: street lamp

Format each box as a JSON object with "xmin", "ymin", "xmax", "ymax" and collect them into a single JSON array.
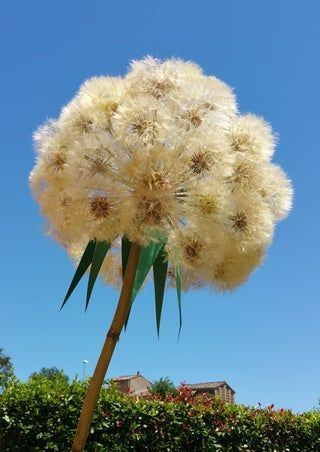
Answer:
[{"xmin": 82, "ymin": 360, "xmax": 88, "ymax": 381}]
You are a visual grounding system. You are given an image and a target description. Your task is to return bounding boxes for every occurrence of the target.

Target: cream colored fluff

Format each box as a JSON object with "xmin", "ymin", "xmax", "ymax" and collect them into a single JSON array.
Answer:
[{"xmin": 30, "ymin": 57, "xmax": 293, "ymax": 291}]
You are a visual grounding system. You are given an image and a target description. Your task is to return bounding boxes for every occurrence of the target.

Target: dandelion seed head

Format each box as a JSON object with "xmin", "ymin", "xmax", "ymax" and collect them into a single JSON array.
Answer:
[
  {"xmin": 227, "ymin": 195, "xmax": 274, "ymax": 251},
  {"xmin": 89, "ymin": 196, "xmax": 111, "ymax": 220},
  {"xmin": 231, "ymin": 114, "xmax": 276, "ymax": 162},
  {"xmin": 30, "ymin": 57, "xmax": 292, "ymax": 291},
  {"xmin": 259, "ymin": 164, "xmax": 293, "ymax": 221},
  {"xmin": 213, "ymin": 245, "xmax": 265, "ymax": 291},
  {"xmin": 227, "ymin": 161, "xmax": 261, "ymax": 193}
]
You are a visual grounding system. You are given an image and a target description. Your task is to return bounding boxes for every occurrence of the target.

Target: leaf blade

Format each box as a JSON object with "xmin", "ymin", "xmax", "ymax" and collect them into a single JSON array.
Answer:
[
  {"xmin": 60, "ymin": 240, "xmax": 96, "ymax": 310},
  {"xmin": 175, "ymin": 264, "xmax": 182, "ymax": 337},
  {"xmin": 153, "ymin": 247, "xmax": 168, "ymax": 336},
  {"xmin": 85, "ymin": 240, "xmax": 110, "ymax": 311},
  {"xmin": 121, "ymin": 236, "xmax": 131, "ymax": 280},
  {"xmin": 124, "ymin": 239, "xmax": 166, "ymax": 329},
  {"xmin": 132, "ymin": 241, "xmax": 165, "ymax": 302}
]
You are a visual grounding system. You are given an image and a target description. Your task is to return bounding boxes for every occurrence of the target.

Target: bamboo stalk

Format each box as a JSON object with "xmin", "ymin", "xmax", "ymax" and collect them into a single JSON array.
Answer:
[{"xmin": 71, "ymin": 242, "xmax": 141, "ymax": 452}]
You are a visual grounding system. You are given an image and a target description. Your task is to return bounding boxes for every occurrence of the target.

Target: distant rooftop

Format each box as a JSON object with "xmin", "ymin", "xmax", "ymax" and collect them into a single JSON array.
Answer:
[
  {"xmin": 111, "ymin": 371, "xmax": 150, "ymax": 383},
  {"xmin": 112, "ymin": 374, "xmax": 138, "ymax": 381},
  {"xmin": 183, "ymin": 381, "xmax": 235, "ymax": 393}
]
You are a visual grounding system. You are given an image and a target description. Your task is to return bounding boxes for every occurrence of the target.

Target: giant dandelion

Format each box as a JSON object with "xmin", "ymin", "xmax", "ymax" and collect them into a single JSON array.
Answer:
[{"xmin": 30, "ymin": 57, "xmax": 293, "ymax": 451}]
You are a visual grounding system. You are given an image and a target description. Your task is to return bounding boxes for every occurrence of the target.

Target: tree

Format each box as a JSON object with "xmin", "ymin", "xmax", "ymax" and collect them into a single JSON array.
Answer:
[
  {"xmin": 29, "ymin": 367, "xmax": 69, "ymax": 383},
  {"xmin": 0, "ymin": 348, "xmax": 14, "ymax": 390},
  {"xmin": 149, "ymin": 377, "xmax": 178, "ymax": 397}
]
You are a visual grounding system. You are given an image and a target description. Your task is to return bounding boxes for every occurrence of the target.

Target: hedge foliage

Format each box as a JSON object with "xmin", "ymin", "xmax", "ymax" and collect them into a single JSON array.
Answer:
[{"xmin": 0, "ymin": 375, "xmax": 319, "ymax": 451}]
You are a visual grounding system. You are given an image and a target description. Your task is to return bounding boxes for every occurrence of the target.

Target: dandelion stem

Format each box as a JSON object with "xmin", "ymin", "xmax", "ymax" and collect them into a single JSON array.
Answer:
[{"xmin": 70, "ymin": 242, "xmax": 141, "ymax": 452}]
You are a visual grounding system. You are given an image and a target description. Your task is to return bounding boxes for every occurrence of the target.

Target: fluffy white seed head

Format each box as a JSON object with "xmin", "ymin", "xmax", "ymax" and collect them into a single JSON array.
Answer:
[
  {"xmin": 230, "ymin": 114, "xmax": 276, "ymax": 162},
  {"xmin": 30, "ymin": 57, "xmax": 293, "ymax": 291},
  {"xmin": 259, "ymin": 164, "xmax": 293, "ymax": 221}
]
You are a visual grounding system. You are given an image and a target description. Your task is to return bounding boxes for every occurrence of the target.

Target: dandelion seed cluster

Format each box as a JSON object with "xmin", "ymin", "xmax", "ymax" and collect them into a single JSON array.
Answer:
[{"xmin": 30, "ymin": 57, "xmax": 293, "ymax": 291}]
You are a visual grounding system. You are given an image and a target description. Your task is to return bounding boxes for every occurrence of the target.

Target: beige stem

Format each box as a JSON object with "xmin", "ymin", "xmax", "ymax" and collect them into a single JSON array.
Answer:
[{"xmin": 71, "ymin": 242, "xmax": 141, "ymax": 452}]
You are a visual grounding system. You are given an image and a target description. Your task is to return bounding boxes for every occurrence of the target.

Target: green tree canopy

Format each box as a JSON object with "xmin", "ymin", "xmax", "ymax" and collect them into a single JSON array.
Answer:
[
  {"xmin": 29, "ymin": 367, "xmax": 69, "ymax": 383},
  {"xmin": 149, "ymin": 377, "xmax": 178, "ymax": 397},
  {"xmin": 0, "ymin": 348, "xmax": 14, "ymax": 390}
]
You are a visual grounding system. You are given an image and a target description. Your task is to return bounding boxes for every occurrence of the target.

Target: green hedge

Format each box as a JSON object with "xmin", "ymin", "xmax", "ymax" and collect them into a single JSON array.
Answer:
[{"xmin": 0, "ymin": 376, "xmax": 319, "ymax": 451}]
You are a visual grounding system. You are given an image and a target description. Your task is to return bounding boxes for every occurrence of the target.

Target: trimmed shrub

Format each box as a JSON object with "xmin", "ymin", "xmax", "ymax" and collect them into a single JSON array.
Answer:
[{"xmin": 0, "ymin": 377, "xmax": 319, "ymax": 451}]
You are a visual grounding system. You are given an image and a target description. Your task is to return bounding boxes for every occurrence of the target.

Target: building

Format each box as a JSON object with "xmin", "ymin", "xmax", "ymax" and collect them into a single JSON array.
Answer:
[
  {"xmin": 111, "ymin": 372, "xmax": 152, "ymax": 396},
  {"xmin": 112, "ymin": 373, "xmax": 235, "ymax": 403},
  {"xmin": 182, "ymin": 381, "xmax": 235, "ymax": 403}
]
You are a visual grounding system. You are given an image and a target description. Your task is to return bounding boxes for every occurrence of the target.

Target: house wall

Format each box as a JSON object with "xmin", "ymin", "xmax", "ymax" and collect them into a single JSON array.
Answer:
[
  {"xmin": 115, "ymin": 380, "xmax": 129, "ymax": 393},
  {"xmin": 192, "ymin": 385, "xmax": 235, "ymax": 403},
  {"xmin": 215, "ymin": 385, "xmax": 234, "ymax": 403},
  {"xmin": 129, "ymin": 376, "xmax": 151, "ymax": 394}
]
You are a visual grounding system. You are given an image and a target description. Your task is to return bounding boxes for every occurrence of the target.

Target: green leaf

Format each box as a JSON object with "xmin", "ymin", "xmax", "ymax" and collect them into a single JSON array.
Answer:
[
  {"xmin": 153, "ymin": 247, "xmax": 168, "ymax": 336},
  {"xmin": 121, "ymin": 236, "xmax": 131, "ymax": 280},
  {"xmin": 85, "ymin": 240, "xmax": 110, "ymax": 311},
  {"xmin": 132, "ymin": 241, "xmax": 165, "ymax": 302},
  {"xmin": 124, "ymin": 239, "xmax": 166, "ymax": 329},
  {"xmin": 175, "ymin": 264, "xmax": 182, "ymax": 337},
  {"xmin": 60, "ymin": 240, "xmax": 96, "ymax": 310}
]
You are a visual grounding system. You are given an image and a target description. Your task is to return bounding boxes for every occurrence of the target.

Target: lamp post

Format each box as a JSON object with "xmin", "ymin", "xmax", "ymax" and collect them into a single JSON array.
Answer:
[{"xmin": 82, "ymin": 360, "xmax": 88, "ymax": 382}]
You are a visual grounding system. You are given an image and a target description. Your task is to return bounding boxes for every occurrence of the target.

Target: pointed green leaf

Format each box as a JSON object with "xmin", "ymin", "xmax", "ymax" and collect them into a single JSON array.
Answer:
[
  {"xmin": 121, "ymin": 236, "xmax": 131, "ymax": 280},
  {"xmin": 132, "ymin": 241, "xmax": 165, "ymax": 302},
  {"xmin": 85, "ymin": 240, "xmax": 110, "ymax": 311},
  {"xmin": 60, "ymin": 240, "xmax": 96, "ymax": 310},
  {"xmin": 125, "ymin": 239, "xmax": 166, "ymax": 329},
  {"xmin": 175, "ymin": 264, "xmax": 182, "ymax": 337},
  {"xmin": 153, "ymin": 247, "xmax": 168, "ymax": 336},
  {"xmin": 122, "ymin": 237, "xmax": 134, "ymax": 330}
]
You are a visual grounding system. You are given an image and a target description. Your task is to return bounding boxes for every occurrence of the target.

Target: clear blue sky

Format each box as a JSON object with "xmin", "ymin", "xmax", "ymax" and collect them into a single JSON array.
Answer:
[{"xmin": 1, "ymin": 0, "xmax": 319, "ymax": 413}]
